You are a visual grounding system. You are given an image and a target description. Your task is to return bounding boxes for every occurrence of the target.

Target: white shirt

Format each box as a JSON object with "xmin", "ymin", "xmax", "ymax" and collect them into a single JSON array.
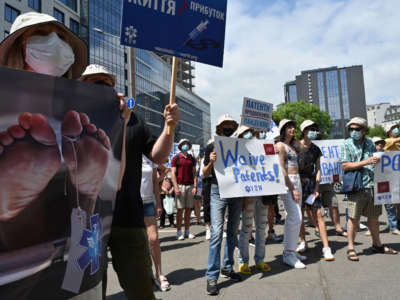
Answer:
[{"xmin": 141, "ymin": 155, "xmax": 158, "ymax": 203}]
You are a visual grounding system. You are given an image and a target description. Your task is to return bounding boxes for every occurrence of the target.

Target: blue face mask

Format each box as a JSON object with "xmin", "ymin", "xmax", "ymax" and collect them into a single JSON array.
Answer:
[
  {"xmin": 307, "ymin": 131, "xmax": 318, "ymax": 140},
  {"xmin": 181, "ymin": 144, "xmax": 190, "ymax": 152},
  {"xmin": 259, "ymin": 132, "xmax": 266, "ymax": 139},
  {"xmin": 243, "ymin": 131, "xmax": 253, "ymax": 139},
  {"xmin": 392, "ymin": 128, "xmax": 399, "ymax": 136},
  {"xmin": 350, "ymin": 130, "xmax": 362, "ymax": 141}
]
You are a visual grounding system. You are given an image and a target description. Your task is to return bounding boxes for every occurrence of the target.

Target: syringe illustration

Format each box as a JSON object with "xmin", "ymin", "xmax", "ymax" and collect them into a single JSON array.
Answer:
[{"xmin": 184, "ymin": 20, "xmax": 209, "ymax": 45}]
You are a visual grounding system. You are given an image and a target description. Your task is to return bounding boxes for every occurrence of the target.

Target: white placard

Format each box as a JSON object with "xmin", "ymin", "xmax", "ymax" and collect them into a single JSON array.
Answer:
[
  {"xmin": 213, "ymin": 136, "xmax": 287, "ymax": 198},
  {"xmin": 313, "ymin": 139, "xmax": 344, "ymax": 184},
  {"xmin": 374, "ymin": 151, "xmax": 400, "ymax": 205},
  {"xmin": 240, "ymin": 97, "xmax": 273, "ymax": 131}
]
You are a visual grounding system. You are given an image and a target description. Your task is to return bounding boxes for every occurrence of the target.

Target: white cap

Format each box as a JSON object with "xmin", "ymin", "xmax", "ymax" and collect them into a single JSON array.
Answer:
[
  {"xmin": 80, "ymin": 64, "xmax": 116, "ymax": 87},
  {"xmin": 278, "ymin": 119, "xmax": 296, "ymax": 132},
  {"xmin": 346, "ymin": 117, "xmax": 368, "ymax": 129},
  {"xmin": 300, "ymin": 120, "xmax": 317, "ymax": 132},
  {"xmin": 233, "ymin": 125, "xmax": 252, "ymax": 138},
  {"xmin": 178, "ymin": 139, "xmax": 192, "ymax": 150},
  {"xmin": 372, "ymin": 136, "xmax": 384, "ymax": 144},
  {"xmin": 384, "ymin": 123, "xmax": 397, "ymax": 133}
]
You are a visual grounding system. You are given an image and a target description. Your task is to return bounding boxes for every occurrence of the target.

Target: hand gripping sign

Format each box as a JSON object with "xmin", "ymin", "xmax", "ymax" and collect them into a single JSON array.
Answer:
[{"xmin": 213, "ymin": 136, "xmax": 287, "ymax": 199}]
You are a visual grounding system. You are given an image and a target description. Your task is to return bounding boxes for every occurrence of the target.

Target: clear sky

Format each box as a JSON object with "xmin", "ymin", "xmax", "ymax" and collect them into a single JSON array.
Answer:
[{"xmin": 195, "ymin": 0, "xmax": 400, "ymax": 131}]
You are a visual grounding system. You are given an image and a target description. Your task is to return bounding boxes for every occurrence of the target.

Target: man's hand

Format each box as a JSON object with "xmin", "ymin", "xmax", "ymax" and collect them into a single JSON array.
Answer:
[
  {"xmin": 292, "ymin": 189, "xmax": 300, "ymax": 203},
  {"xmin": 164, "ymin": 103, "xmax": 180, "ymax": 128},
  {"xmin": 192, "ymin": 187, "xmax": 197, "ymax": 196},
  {"xmin": 367, "ymin": 156, "xmax": 380, "ymax": 165},
  {"xmin": 210, "ymin": 151, "xmax": 217, "ymax": 164},
  {"xmin": 175, "ymin": 187, "xmax": 181, "ymax": 196}
]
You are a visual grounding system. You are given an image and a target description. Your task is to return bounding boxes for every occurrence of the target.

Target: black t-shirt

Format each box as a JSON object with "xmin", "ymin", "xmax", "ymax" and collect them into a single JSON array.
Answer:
[
  {"xmin": 203, "ymin": 143, "xmax": 218, "ymax": 184},
  {"xmin": 112, "ymin": 112, "xmax": 156, "ymax": 228},
  {"xmin": 296, "ymin": 142, "xmax": 322, "ymax": 178}
]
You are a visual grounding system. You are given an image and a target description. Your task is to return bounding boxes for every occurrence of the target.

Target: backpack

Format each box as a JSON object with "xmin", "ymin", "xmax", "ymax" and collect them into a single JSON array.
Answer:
[{"xmin": 172, "ymin": 153, "xmax": 194, "ymax": 175}]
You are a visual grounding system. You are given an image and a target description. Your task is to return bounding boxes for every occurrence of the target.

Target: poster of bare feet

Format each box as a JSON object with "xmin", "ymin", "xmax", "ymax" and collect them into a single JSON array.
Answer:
[{"xmin": 0, "ymin": 67, "xmax": 122, "ymax": 299}]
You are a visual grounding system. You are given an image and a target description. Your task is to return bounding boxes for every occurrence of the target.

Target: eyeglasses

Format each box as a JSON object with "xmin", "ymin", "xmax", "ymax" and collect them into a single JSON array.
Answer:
[{"xmin": 349, "ymin": 127, "xmax": 362, "ymax": 132}]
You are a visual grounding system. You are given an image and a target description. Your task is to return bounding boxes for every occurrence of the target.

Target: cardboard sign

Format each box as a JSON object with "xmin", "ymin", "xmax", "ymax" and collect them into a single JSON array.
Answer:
[
  {"xmin": 313, "ymin": 139, "xmax": 344, "ymax": 184},
  {"xmin": 213, "ymin": 136, "xmax": 287, "ymax": 198},
  {"xmin": 240, "ymin": 97, "xmax": 273, "ymax": 131},
  {"xmin": 0, "ymin": 67, "xmax": 122, "ymax": 298},
  {"xmin": 374, "ymin": 151, "xmax": 400, "ymax": 205},
  {"xmin": 121, "ymin": 0, "xmax": 228, "ymax": 67}
]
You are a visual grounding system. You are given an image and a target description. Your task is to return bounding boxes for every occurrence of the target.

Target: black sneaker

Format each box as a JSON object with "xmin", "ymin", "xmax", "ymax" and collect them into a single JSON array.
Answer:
[
  {"xmin": 207, "ymin": 279, "xmax": 219, "ymax": 295},
  {"xmin": 220, "ymin": 269, "xmax": 242, "ymax": 282}
]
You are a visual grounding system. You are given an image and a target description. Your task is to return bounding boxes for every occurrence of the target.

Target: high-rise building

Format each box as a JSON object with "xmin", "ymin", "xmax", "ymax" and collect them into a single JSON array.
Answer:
[
  {"xmin": 367, "ymin": 103, "xmax": 391, "ymax": 128},
  {"xmin": 284, "ymin": 66, "xmax": 367, "ymax": 138},
  {"xmin": 0, "ymin": 0, "xmax": 211, "ymax": 146}
]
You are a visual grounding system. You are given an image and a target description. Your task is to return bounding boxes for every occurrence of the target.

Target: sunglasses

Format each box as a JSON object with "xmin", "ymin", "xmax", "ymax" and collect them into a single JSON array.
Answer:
[{"xmin": 349, "ymin": 127, "xmax": 362, "ymax": 132}]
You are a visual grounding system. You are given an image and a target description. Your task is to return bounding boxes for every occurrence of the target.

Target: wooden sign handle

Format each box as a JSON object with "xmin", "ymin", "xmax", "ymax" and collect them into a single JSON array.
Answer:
[{"xmin": 167, "ymin": 56, "xmax": 179, "ymax": 135}]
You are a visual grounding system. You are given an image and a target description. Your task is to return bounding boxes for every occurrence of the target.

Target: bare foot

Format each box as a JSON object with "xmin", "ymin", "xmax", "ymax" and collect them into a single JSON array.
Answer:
[
  {"xmin": 0, "ymin": 113, "xmax": 61, "ymax": 221},
  {"xmin": 62, "ymin": 111, "xmax": 110, "ymax": 216}
]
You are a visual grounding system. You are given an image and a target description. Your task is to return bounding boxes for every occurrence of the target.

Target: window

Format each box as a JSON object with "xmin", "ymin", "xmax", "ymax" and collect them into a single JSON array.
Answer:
[
  {"xmin": 124, "ymin": 52, "xmax": 128, "ymax": 64},
  {"xmin": 28, "ymin": 0, "xmax": 41, "ymax": 12},
  {"xmin": 125, "ymin": 86, "xmax": 128, "ymax": 96},
  {"xmin": 57, "ymin": 0, "xmax": 77, "ymax": 12},
  {"xmin": 5, "ymin": 4, "xmax": 20, "ymax": 23},
  {"xmin": 53, "ymin": 8, "xmax": 64, "ymax": 24},
  {"xmin": 4, "ymin": 30, "xmax": 9, "ymax": 38},
  {"xmin": 69, "ymin": 18, "xmax": 79, "ymax": 35},
  {"xmin": 317, "ymin": 72, "xmax": 326, "ymax": 111},
  {"xmin": 288, "ymin": 85, "xmax": 297, "ymax": 102},
  {"xmin": 124, "ymin": 69, "xmax": 128, "ymax": 80},
  {"xmin": 340, "ymin": 69, "xmax": 350, "ymax": 119},
  {"xmin": 326, "ymin": 70, "xmax": 341, "ymax": 120}
]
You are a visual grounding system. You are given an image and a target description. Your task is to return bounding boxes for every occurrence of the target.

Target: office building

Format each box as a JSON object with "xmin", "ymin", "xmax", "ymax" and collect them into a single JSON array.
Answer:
[
  {"xmin": 367, "ymin": 103, "xmax": 391, "ymax": 128},
  {"xmin": 284, "ymin": 65, "xmax": 367, "ymax": 138},
  {"xmin": 1, "ymin": 0, "xmax": 211, "ymax": 146}
]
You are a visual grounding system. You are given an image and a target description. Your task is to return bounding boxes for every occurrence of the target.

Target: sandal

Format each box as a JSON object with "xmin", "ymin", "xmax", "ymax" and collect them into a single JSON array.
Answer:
[
  {"xmin": 335, "ymin": 230, "xmax": 348, "ymax": 237},
  {"xmin": 371, "ymin": 244, "xmax": 398, "ymax": 255},
  {"xmin": 155, "ymin": 275, "xmax": 171, "ymax": 292},
  {"xmin": 347, "ymin": 249, "xmax": 359, "ymax": 261}
]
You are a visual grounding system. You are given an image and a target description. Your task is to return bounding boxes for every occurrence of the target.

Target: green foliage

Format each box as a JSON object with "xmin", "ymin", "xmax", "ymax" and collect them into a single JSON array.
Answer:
[
  {"xmin": 367, "ymin": 126, "xmax": 387, "ymax": 139},
  {"xmin": 272, "ymin": 101, "xmax": 331, "ymax": 139}
]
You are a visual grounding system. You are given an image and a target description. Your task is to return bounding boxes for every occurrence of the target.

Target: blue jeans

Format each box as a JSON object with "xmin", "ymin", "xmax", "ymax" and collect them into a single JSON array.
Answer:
[
  {"xmin": 385, "ymin": 204, "xmax": 398, "ymax": 231},
  {"xmin": 206, "ymin": 184, "xmax": 243, "ymax": 280},
  {"xmin": 238, "ymin": 197, "xmax": 268, "ymax": 265}
]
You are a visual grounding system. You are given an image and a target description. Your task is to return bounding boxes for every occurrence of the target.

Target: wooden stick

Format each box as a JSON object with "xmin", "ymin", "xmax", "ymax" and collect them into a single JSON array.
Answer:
[{"xmin": 167, "ymin": 56, "xmax": 179, "ymax": 135}]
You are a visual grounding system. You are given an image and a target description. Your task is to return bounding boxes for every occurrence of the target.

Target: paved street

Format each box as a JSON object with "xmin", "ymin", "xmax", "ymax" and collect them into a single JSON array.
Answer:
[{"xmin": 106, "ymin": 196, "xmax": 400, "ymax": 300}]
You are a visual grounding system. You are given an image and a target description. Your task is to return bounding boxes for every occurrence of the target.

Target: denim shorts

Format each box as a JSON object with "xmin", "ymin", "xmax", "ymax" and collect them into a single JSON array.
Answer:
[{"xmin": 143, "ymin": 202, "xmax": 155, "ymax": 217}]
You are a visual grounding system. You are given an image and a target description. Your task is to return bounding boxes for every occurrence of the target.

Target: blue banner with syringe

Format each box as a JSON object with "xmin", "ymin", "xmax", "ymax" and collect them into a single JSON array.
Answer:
[{"xmin": 120, "ymin": 0, "xmax": 227, "ymax": 67}]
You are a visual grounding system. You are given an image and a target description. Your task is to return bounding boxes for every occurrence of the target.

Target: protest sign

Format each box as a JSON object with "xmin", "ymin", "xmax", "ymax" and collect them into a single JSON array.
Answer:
[
  {"xmin": 0, "ymin": 67, "xmax": 122, "ymax": 298},
  {"xmin": 240, "ymin": 97, "xmax": 273, "ymax": 131},
  {"xmin": 121, "ymin": 0, "xmax": 228, "ymax": 67},
  {"xmin": 213, "ymin": 136, "xmax": 287, "ymax": 198},
  {"xmin": 313, "ymin": 139, "xmax": 344, "ymax": 184},
  {"xmin": 374, "ymin": 151, "xmax": 400, "ymax": 205}
]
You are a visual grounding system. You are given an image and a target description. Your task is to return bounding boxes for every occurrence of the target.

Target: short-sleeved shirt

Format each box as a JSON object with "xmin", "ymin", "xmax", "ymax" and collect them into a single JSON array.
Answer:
[
  {"xmin": 112, "ymin": 113, "xmax": 156, "ymax": 228},
  {"xmin": 339, "ymin": 137, "xmax": 376, "ymax": 189},
  {"xmin": 296, "ymin": 143, "xmax": 322, "ymax": 198},
  {"xmin": 141, "ymin": 155, "xmax": 157, "ymax": 203},
  {"xmin": 384, "ymin": 138, "xmax": 400, "ymax": 151},
  {"xmin": 171, "ymin": 152, "xmax": 196, "ymax": 185},
  {"xmin": 203, "ymin": 143, "xmax": 218, "ymax": 185}
]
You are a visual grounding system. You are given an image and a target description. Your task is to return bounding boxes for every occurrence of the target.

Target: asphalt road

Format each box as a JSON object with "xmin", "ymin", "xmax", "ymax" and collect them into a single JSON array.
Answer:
[{"xmin": 106, "ymin": 195, "xmax": 400, "ymax": 300}]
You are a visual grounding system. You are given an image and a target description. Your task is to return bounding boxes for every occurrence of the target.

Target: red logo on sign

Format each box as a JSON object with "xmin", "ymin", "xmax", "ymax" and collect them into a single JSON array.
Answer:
[
  {"xmin": 263, "ymin": 144, "xmax": 275, "ymax": 155},
  {"xmin": 377, "ymin": 182, "xmax": 390, "ymax": 194}
]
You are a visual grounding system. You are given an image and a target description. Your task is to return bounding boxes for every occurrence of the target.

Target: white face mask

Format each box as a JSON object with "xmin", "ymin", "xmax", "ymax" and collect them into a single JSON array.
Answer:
[{"xmin": 25, "ymin": 32, "xmax": 75, "ymax": 77}]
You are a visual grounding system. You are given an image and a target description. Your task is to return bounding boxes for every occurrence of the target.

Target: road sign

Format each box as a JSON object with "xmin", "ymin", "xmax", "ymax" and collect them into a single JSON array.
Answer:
[
  {"xmin": 120, "ymin": 0, "xmax": 228, "ymax": 67},
  {"xmin": 126, "ymin": 98, "xmax": 135, "ymax": 110}
]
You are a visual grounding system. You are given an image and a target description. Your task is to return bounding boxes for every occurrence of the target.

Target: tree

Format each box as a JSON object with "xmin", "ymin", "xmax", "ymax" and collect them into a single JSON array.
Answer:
[
  {"xmin": 368, "ymin": 126, "xmax": 387, "ymax": 139},
  {"xmin": 272, "ymin": 101, "xmax": 331, "ymax": 139}
]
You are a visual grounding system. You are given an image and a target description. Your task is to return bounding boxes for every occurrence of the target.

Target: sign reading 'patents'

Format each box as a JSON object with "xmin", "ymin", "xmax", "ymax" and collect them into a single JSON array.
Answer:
[
  {"xmin": 121, "ymin": 0, "xmax": 228, "ymax": 67},
  {"xmin": 241, "ymin": 97, "xmax": 273, "ymax": 131}
]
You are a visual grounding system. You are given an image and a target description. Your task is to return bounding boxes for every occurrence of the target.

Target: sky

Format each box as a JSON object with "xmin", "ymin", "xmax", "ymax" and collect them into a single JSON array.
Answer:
[{"xmin": 194, "ymin": 0, "xmax": 400, "ymax": 130}]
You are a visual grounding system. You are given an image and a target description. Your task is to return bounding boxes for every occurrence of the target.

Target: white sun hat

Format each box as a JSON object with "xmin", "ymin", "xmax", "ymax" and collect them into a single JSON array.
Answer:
[
  {"xmin": 300, "ymin": 120, "xmax": 317, "ymax": 132},
  {"xmin": 80, "ymin": 64, "xmax": 116, "ymax": 87}
]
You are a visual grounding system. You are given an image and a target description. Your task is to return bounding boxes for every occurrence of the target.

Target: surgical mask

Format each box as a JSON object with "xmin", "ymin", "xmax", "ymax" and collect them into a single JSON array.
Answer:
[
  {"xmin": 307, "ymin": 131, "xmax": 318, "ymax": 140},
  {"xmin": 222, "ymin": 128, "xmax": 235, "ymax": 137},
  {"xmin": 181, "ymin": 144, "xmax": 190, "ymax": 152},
  {"xmin": 350, "ymin": 130, "xmax": 363, "ymax": 141},
  {"xmin": 392, "ymin": 128, "xmax": 399, "ymax": 136},
  {"xmin": 259, "ymin": 132, "xmax": 266, "ymax": 139},
  {"xmin": 243, "ymin": 131, "xmax": 253, "ymax": 139},
  {"xmin": 25, "ymin": 32, "xmax": 75, "ymax": 77}
]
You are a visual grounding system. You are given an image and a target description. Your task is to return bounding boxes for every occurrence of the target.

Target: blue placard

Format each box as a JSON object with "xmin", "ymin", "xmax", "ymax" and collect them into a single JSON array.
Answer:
[
  {"xmin": 121, "ymin": 0, "xmax": 227, "ymax": 67},
  {"xmin": 126, "ymin": 97, "xmax": 135, "ymax": 109}
]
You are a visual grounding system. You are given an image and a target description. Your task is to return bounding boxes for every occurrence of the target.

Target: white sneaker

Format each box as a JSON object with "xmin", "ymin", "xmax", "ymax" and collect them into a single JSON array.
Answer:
[
  {"xmin": 322, "ymin": 247, "xmax": 335, "ymax": 261},
  {"xmin": 296, "ymin": 241, "xmax": 307, "ymax": 253},
  {"xmin": 177, "ymin": 231, "xmax": 184, "ymax": 240},
  {"xmin": 206, "ymin": 227, "xmax": 211, "ymax": 240},
  {"xmin": 295, "ymin": 252, "xmax": 307, "ymax": 261},
  {"xmin": 185, "ymin": 230, "xmax": 195, "ymax": 239},
  {"xmin": 283, "ymin": 252, "xmax": 306, "ymax": 269}
]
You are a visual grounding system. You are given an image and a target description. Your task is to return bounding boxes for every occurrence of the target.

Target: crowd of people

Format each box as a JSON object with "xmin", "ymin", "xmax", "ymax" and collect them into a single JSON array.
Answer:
[{"xmin": 1, "ymin": 11, "xmax": 399, "ymax": 300}]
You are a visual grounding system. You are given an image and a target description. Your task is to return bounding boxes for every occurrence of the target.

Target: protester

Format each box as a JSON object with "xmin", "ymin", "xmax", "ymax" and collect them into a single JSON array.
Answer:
[
  {"xmin": 160, "ymin": 176, "xmax": 176, "ymax": 228},
  {"xmin": 203, "ymin": 138, "xmax": 214, "ymax": 240},
  {"xmin": 141, "ymin": 155, "xmax": 170, "ymax": 291},
  {"xmin": 171, "ymin": 139, "xmax": 198, "ymax": 240},
  {"xmin": 340, "ymin": 117, "xmax": 397, "ymax": 261},
  {"xmin": 237, "ymin": 126, "xmax": 272, "ymax": 275},
  {"xmin": 296, "ymin": 120, "xmax": 334, "ymax": 261},
  {"xmin": 276, "ymin": 119, "xmax": 306, "ymax": 268},
  {"xmin": 194, "ymin": 155, "xmax": 203, "ymax": 225},
  {"xmin": 204, "ymin": 115, "xmax": 242, "ymax": 295}
]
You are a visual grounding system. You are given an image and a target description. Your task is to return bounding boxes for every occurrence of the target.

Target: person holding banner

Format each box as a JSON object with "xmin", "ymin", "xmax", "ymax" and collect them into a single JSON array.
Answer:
[
  {"xmin": 340, "ymin": 117, "xmax": 397, "ymax": 261},
  {"xmin": 276, "ymin": 119, "xmax": 307, "ymax": 268},
  {"xmin": 236, "ymin": 126, "xmax": 272, "ymax": 275},
  {"xmin": 204, "ymin": 115, "xmax": 242, "ymax": 296},
  {"xmin": 203, "ymin": 138, "xmax": 214, "ymax": 240},
  {"xmin": 296, "ymin": 120, "xmax": 334, "ymax": 261}
]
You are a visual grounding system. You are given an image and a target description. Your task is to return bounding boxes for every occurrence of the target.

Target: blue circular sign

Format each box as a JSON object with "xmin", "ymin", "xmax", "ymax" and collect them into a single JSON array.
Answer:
[{"xmin": 127, "ymin": 98, "xmax": 135, "ymax": 109}]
